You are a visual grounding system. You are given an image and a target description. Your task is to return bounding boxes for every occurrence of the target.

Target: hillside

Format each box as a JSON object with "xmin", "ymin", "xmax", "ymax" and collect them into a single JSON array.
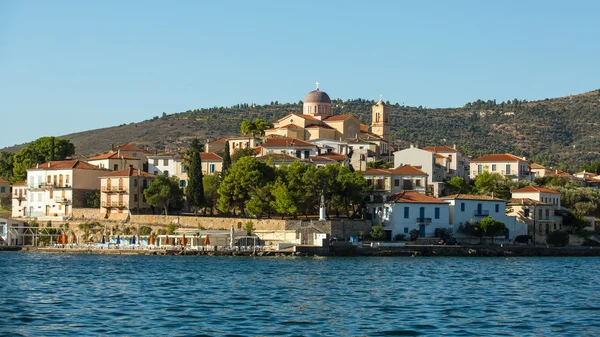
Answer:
[{"xmin": 3, "ymin": 89, "xmax": 600, "ymax": 171}]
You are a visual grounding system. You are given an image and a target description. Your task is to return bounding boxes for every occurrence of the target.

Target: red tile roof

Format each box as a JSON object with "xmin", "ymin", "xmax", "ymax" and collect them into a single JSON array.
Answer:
[
  {"xmin": 112, "ymin": 144, "xmax": 151, "ymax": 153},
  {"xmin": 88, "ymin": 152, "xmax": 139, "ymax": 160},
  {"xmin": 261, "ymin": 137, "xmax": 315, "ymax": 148},
  {"xmin": 279, "ymin": 123, "xmax": 304, "ymax": 129},
  {"xmin": 0, "ymin": 178, "xmax": 8, "ymax": 183},
  {"xmin": 29, "ymin": 160, "xmax": 110, "ymax": 171},
  {"xmin": 200, "ymin": 152, "xmax": 223, "ymax": 161},
  {"xmin": 547, "ymin": 169, "xmax": 571, "ymax": 177},
  {"xmin": 471, "ymin": 153, "xmax": 526, "ymax": 162},
  {"xmin": 512, "ymin": 186, "xmax": 560, "ymax": 194},
  {"xmin": 103, "ymin": 168, "xmax": 155, "ymax": 178},
  {"xmin": 275, "ymin": 113, "xmax": 320, "ymax": 123},
  {"xmin": 530, "ymin": 163, "xmax": 546, "ymax": 169},
  {"xmin": 442, "ymin": 194, "xmax": 504, "ymax": 201},
  {"xmin": 388, "ymin": 191, "xmax": 447, "ymax": 204},
  {"xmin": 434, "ymin": 153, "xmax": 447, "ymax": 159},
  {"xmin": 323, "ymin": 114, "xmax": 355, "ymax": 121},
  {"xmin": 508, "ymin": 198, "xmax": 551, "ymax": 206},
  {"xmin": 207, "ymin": 138, "xmax": 227, "ymax": 145},
  {"xmin": 363, "ymin": 165, "xmax": 428, "ymax": 176},
  {"xmin": 11, "ymin": 182, "xmax": 26, "ymax": 186},
  {"xmin": 253, "ymin": 147, "xmax": 262, "ymax": 155},
  {"xmin": 422, "ymin": 146, "xmax": 457, "ymax": 153}
]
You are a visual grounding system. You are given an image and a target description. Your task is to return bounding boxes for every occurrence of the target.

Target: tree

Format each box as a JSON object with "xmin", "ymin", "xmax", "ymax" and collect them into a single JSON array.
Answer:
[
  {"xmin": 366, "ymin": 160, "xmax": 393, "ymax": 169},
  {"xmin": 246, "ymin": 183, "xmax": 275, "ymax": 218},
  {"xmin": 458, "ymin": 221, "xmax": 485, "ymax": 244},
  {"xmin": 202, "ymin": 174, "xmax": 221, "ymax": 215},
  {"xmin": 167, "ymin": 222, "xmax": 176, "ymax": 235},
  {"xmin": 139, "ymin": 226, "xmax": 152, "ymax": 235},
  {"xmin": 444, "ymin": 177, "xmax": 471, "ymax": 195},
  {"xmin": 270, "ymin": 178, "xmax": 296, "ymax": 218},
  {"xmin": 217, "ymin": 156, "xmax": 275, "ymax": 215},
  {"xmin": 475, "ymin": 171, "xmax": 505, "ymax": 193},
  {"xmin": 144, "ymin": 175, "xmax": 184, "ymax": 216},
  {"xmin": 0, "ymin": 152, "xmax": 14, "ymax": 181},
  {"xmin": 240, "ymin": 118, "xmax": 272, "ymax": 137},
  {"xmin": 370, "ymin": 224, "xmax": 386, "ymax": 241},
  {"xmin": 222, "ymin": 141, "xmax": 232, "ymax": 175},
  {"xmin": 478, "ymin": 216, "xmax": 508, "ymax": 244},
  {"xmin": 231, "ymin": 147, "xmax": 255, "ymax": 163},
  {"xmin": 11, "ymin": 136, "xmax": 75, "ymax": 182},
  {"xmin": 186, "ymin": 139, "xmax": 204, "ymax": 213},
  {"xmin": 85, "ymin": 190, "xmax": 100, "ymax": 208}
]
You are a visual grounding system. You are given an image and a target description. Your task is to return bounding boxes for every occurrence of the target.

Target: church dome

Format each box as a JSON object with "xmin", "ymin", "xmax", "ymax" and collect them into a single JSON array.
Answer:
[{"xmin": 304, "ymin": 89, "xmax": 331, "ymax": 104}]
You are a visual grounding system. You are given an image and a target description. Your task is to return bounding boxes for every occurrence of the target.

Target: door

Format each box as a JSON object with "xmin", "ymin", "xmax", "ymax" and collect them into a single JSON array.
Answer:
[
  {"xmin": 45, "ymin": 205, "xmax": 50, "ymax": 216},
  {"xmin": 477, "ymin": 203, "xmax": 482, "ymax": 215},
  {"xmin": 419, "ymin": 207, "xmax": 425, "ymax": 219},
  {"xmin": 419, "ymin": 224, "xmax": 426, "ymax": 238},
  {"xmin": 59, "ymin": 175, "xmax": 63, "ymax": 187},
  {"xmin": 65, "ymin": 205, "xmax": 69, "ymax": 216}
]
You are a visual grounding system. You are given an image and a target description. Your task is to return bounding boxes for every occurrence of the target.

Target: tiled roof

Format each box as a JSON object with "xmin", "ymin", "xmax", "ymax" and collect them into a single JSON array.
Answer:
[
  {"xmin": 29, "ymin": 160, "xmax": 110, "ymax": 171},
  {"xmin": 253, "ymin": 147, "xmax": 262, "ymax": 155},
  {"xmin": 387, "ymin": 191, "xmax": 447, "ymax": 204},
  {"xmin": 363, "ymin": 165, "xmax": 427, "ymax": 176},
  {"xmin": 275, "ymin": 113, "xmax": 320, "ymax": 123},
  {"xmin": 530, "ymin": 163, "xmax": 546, "ymax": 169},
  {"xmin": 435, "ymin": 154, "xmax": 447, "ymax": 159},
  {"xmin": 547, "ymin": 169, "xmax": 571, "ymax": 177},
  {"xmin": 471, "ymin": 154, "xmax": 525, "ymax": 162},
  {"xmin": 442, "ymin": 194, "xmax": 505, "ymax": 201},
  {"xmin": 279, "ymin": 123, "xmax": 304, "ymax": 129},
  {"xmin": 508, "ymin": 198, "xmax": 551, "ymax": 206},
  {"xmin": 261, "ymin": 137, "xmax": 315, "ymax": 148},
  {"xmin": 103, "ymin": 168, "xmax": 155, "ymax": 178},
  {"xmin": 310, "ymin": 152, "xmax": 346, "ymax": 163},
  {"xmin": 88, "ymin": 152, "xmax": 139, "ymax": 160},
  {"xmin": 207, "ymin": 138, "xmax": 227, "ymax": 145},
  {"xmin": 423, "ymin": 146, "xmax": 457, "ymax": 153},
  {"xmin": 512, "ymin": 186, "xmax": 560, "ymax": 194},
  {"xmin": 200, "ymin": 152, "xmax": 223, "ymax": 161},
  {"xmin": 11, "ymin": 182, "xmax": 26, "ymax": 186},
  {"xmin": 575, "ymin": 171, "xmax": 597, "ymax": 176},
  {"xmin": 112, "ymin": 144, "xmax": 151, "ymax": 153},
  {"xmin": 0, "ymin": 178, "xmax": 8, "ymax": 183},
  {"xmin": 323, "ymin": 114, "xmax": 355, "ymax": 121}
]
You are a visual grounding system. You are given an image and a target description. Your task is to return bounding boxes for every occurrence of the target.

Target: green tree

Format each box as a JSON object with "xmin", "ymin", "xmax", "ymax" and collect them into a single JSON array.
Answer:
[
  {"xmin": 270, "ymin": 178, "xmax": 296, "ymax": 218},
  {"xmin": 444, "ymin": 177, "xmax": 471, "ymax": 195},
  {"xmin": 222, "ymin": 141, "xmax": 232, "ymax": 175},
  {"xmin": 85, "ymin": 190, "xmax": 100, "ymax": 208},
  {"xmin": 0, "ymin": 152, "xmax": 14, "ymax": 181},
  {"xmin": 144, "ymin": 175, "xmax": 185, "ymax": 216},
  {"xmin": 240, "ymin": 118, "xmax": 272, "ymax": 137},
  {"xmin": 458, "ymin": 221, "xmax": 485, "ymax": 244},
  {"xmin": 186, "ymin": 139, "xmax": 204, "ymax": 214},
  {"xmin": 217, "ymin": 156, "xmax": 275, "ymax": 215},
  {"xmin": 12, "ymin": 136, "xmax": 75, "ymax": 182},
  {"xmin": 246, "ymin": 183, "xmax": 275, "ymax": 218},
  {"xmin": 370, "ymin": 224, "xmax": 386, "ymax": 241},
  {"xmin": 478, "ymin": 216, "xmax": 508, "ymax": 244},
  {"xmin": 139, "ymin": 226, "xmax": 152, "ymax": 235},
  {"xmin": 166, "ymin": 222, "xmax": 176, "ymax": 235},
  {"xmin": 231, "ymin": 147, "xmax": 255, "ymax": 163},
  {"xmin": 366, "ymin": 160, "xmax": 393, "ymax": 169},
  {"xmin": 202, "ymin": 174, "xmax": 221, "ymax": 215}
]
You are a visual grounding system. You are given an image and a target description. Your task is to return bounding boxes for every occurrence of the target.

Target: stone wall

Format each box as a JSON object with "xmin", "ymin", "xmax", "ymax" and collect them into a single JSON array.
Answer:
[
  {"xmin": 330, "ymin": 220, "xmax": 372, "ymax": 238},
  {"xmin": 130, "ymin": 215, "xmax": 287, "ymax": 231},
  {"xmin": 72, "ymin": 208, "xmax": 105, "ymax": 221}
]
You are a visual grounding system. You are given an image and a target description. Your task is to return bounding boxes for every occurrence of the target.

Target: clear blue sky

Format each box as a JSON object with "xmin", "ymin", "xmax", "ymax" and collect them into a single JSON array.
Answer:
[{"xmin": 1, "ymin": 0, "xmax": 599, "ymax": 148}]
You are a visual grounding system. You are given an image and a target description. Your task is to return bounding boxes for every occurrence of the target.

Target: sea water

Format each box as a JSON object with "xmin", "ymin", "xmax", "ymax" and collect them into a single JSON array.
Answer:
[{"xmin": 1, "ymin": 253, "xmax": 599, "ymax": 336}]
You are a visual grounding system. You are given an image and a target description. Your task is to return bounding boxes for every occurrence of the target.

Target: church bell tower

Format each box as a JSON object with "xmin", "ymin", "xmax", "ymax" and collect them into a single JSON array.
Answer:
[{"xmin": 371, "ymin": 95, "xmax": 391, "ymax": 148}]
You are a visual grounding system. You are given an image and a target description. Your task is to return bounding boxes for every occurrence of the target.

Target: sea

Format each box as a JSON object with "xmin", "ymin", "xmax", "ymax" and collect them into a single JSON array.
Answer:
[{"xmin": 0, "ymin": 253, "xmax": 599, "ymax": 336}]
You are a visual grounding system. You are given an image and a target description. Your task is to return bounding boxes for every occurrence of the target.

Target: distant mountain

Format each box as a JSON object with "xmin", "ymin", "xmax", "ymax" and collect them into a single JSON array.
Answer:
[{"xmin": 3, "ymin": 89, "xmax": 600, "ymax": 171}]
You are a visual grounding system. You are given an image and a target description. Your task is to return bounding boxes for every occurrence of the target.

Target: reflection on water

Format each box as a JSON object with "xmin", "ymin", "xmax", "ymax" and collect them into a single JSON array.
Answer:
[{"xmin": 1, "ymin": 253, "xmax": 599, "ymax": 336}]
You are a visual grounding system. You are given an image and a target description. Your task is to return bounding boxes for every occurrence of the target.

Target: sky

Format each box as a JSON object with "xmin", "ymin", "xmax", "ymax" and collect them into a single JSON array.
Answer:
[{"xmin": 1, "ymin": 0, "xmax": 599, "ymax": 148}]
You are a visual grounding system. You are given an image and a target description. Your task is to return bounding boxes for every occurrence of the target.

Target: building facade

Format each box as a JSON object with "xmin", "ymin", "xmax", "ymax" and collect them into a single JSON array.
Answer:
[
  {"xmin": 470, "ymin": 153, "xmax": 532, "ymax": 181},
  {"xmin": 100, "ymin": 168, "xmax": 155, "ymax": 216}
]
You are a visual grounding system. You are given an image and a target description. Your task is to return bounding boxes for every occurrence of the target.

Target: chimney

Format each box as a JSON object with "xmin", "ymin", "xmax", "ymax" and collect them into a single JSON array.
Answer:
[
  {"xmin": 36, "ymin": 163, "xmax": 39, "ymax": 169},
  {"xmin": 118, "ymin": 150, "xmax": 121, "ymax": 157},
  {"xmin": 111, "ymin": 144, "xmax": 115, "ymax": 151},
  {"xmin": 48, "ymin": 162, "xmax": 50, "ymax": 168},
  {"xmin": 453, "ymin": 144, "xmax": 456, "ymax": 149}
]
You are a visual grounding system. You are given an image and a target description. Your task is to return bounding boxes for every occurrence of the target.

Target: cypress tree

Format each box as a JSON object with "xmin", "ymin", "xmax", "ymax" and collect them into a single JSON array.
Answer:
[
  {"xmin": 222, "ymin": 141, "xmax": 232, "ymax": 175},
  {"xmin": 186, "ymin": 139, "xmax": 205, "ymax": 213}
]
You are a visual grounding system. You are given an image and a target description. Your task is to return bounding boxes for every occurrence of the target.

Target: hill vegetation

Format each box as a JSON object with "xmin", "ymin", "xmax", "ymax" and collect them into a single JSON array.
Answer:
[{"xmin": 3, "ymin": 89, "xmax": 600, "ymax": 172}]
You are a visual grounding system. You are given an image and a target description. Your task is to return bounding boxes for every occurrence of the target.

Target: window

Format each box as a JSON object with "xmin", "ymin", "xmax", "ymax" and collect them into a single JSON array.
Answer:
[
  {"xmin": 113, "ymin": 164, "xmax": 118, "ymax": 171},
  {"xmin": 435, "ymin": 208, "xmax": 440, "ymax": 219},
  {"xmin": 524, "ymin": 208, "xmax": 530, "ymax": 217},
  {"xmin": 209, "ymin": 164, "xmax": 215, "ymax": 173},
  {"xmin": 47, "ymin": 176, "xmax": 51, "ymax": 183},
  {"xmin": 134, "ymin": 179, "xmax": 138, "ymax": 187},
  {"xmin": 477, "ymin": 165, "xmax": 482, "ymax": 173},
  {"xmin": 179, "ymin": 180, "xmax": 187, "ymax": 188},
  {"xmin": 553, "ymin": 224, "xmax": 556, "ymax": 230},
  {"xmin": 394, "ymin": 179, "xmax": 400, "ymax": 187},
  {"xmin": 58, "ymin": 205, "xmax": 62, "ymax": 210},
  {"xmin": 495, "ymin": 204, "xmax": 500, "ymax": 213},
  {"xmin": 0, "ymin": 187, "xmax": 4, "ymax": 193},
  {"xmin": 538, "ymin": 209, "xmax": 543, "ymax": 218},
  {"xmin": 163, "ymin": 159, "xmax": 168, "ymax": 166},
  {"xmin": 545, "ymin": 209, "xmax": 549, "ymax": 218},
  {"xmin": 66, "ymin": 175, "xmax": 70, "ymax": 184},
  {"xmin": 460, "ymin": 203, "xmax": 465, "ymax": 212},
  {"xmin": 153, "ymin": 171, "xmax": 158, "ymax": 175},
  {"xmin": 506, "ymin": 164, "xmax": 511, "ymax": 174},
  {"xmin": 181, "ymin": 165, "xmax": 185, "ymax": 173},
  {"xmin": 492, "ymin": 164, "xmax": 497, "ymax": 172},
  {"xmin": 404, "ymin": 207, "xmax": 409, "ymax": 219},
  {"xmin": 304, "ymin": 150, "xmax": 310, "ymax": 158},
  {"xmin": 49, "ymin": 190, "xmax": 53, "ymax": 198},
  {"xmin": 153, "ymin": 159, "xmax": 158, "ymax": 165},
  {"xmin": 134, "ymin": 194, "xmax": 138, "ymax": 202},
  {"xmin": 415, "ymin": 179, "xmax": 421, "ymax": 187},
  {"xmin": 132, "ymin": 153, "xmax": 137, "ymax": 157},
  {"xmin": 404, "ymin": 227, "xmax": 409, "ymax": 234}
]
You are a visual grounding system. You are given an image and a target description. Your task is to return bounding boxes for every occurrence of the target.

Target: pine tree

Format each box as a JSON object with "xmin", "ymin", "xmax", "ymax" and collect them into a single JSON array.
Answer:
[
  {"xmin": 186, "ymin": 139, "xmax": 205, "ymax": 213},
  {"xmin": 222, "ymin": 141, "xmax": 232, "ymax": 175}
]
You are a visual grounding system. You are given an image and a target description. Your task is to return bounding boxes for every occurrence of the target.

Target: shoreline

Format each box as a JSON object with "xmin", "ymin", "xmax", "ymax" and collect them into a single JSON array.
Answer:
[{"xmin": 3, "ymin": 245, "xmax": 600, "ymax": 257}]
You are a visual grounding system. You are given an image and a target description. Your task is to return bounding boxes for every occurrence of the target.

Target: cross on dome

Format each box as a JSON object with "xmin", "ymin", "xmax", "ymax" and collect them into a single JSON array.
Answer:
[{"xmin": 315, "ymin": 81, "xmax": 319, "ymax": 90}]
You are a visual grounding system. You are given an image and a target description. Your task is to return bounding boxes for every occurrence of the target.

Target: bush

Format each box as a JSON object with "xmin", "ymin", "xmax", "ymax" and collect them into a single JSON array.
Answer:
[
  {"xmin": 370, "ymin": 224, "xmax": 385, "ymax": 241},
  {"xmin": 394, "ymin": 234, "xmax": 407, "ymax": 241},
  {"xmin": 546, "ymin": 231, "xmax": 569, "ymax": 247},
  {"xmin": 514, "ymin": 235, "xmax": 532, "ymax": 244},
  {"xmin": 409, "ymin": 229, "xmax": 419, "ymax": 241},
  {"xmin": 139, "ymin": 226, "xmax": 152, "ymax": 236}
]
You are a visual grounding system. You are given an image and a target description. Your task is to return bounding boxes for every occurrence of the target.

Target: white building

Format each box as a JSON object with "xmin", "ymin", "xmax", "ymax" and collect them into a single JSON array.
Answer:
[
  {"xmin": 11, "ymin": 182, "xmax": 28, "ymax": 218},
  {"xmin": 422, "ymin": 145, "xmax": 470, "ymax": 180},
  {"xmin": 23, "ymin": 160, "xmax": 109, "ymax": 220},
  {"xmin": 378, "ymin": 191, "xmax": 452, "ymax": 239},
  {"xmin": 511, "ymin": 186, "xmax": 561, "ymax": 208},
  {"xmin": 258, "ymin": 137, "xmax": 319, "ymax": 159},
  {"xmin": 363, "ymin": 165, "xmax": 429, "ymax": 197},
  {"xmin": 393, "ymin": 145, "xmax": 447, "ymax": 196},
  {"xmin": 441, "ymin": 194, "xmax": 528, "ymax": 240},
  {"xmin": 470, "ymin": 153, "xmax": 533, "ymax": 181},
  {"xmin": 86, "ymin": 151, "xmax": 141, "ymax": 171},
  {"xmin": 147, "ymin": 153, "xmax": 184, "ymax": 178}
]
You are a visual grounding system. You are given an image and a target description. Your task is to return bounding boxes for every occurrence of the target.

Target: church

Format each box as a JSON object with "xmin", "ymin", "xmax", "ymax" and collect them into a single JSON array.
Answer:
[{"xmin": 264, "ymin": 83, "xmax": 391, "ymax": 155}]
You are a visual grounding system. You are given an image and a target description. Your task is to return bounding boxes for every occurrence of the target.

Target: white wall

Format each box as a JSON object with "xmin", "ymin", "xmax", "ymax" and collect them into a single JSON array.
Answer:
[
  {"xmin": 381, "ymin": 202, "xmax": 451, "ymax": 238},
  {"xmin": 393, "ymin": 147, "xmax": 436, "ymax": 181}
]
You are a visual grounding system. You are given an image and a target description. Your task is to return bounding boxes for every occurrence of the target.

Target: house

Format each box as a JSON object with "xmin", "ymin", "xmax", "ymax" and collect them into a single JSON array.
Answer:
[
  {"xmin": 24, "ymin": 160, "xmax": 110, "ymax": 220},
  {"xmin": 363, "ymin": 165, "xmax": 428, "ymax": 197},
  {"xmin": 377, "ymin": 191, "xmax": 452, "ymax": 239},
  {"xmin": 100, "ymin": 168, "xmax": 155, "ymax": 217},
  {"xmin": 206, "ymin": 137, "xmax": 261, "ymax": 154},
  {"xmin": 393, "ymin": 145, "xmax": 447, "ymax": 196},
  {"xmin": 109, "ymin": 144, "xmax": 152, "ymax": 169},
  {"xmin": 422, "ymin": 145, "xmax": 470, "ymax": 180},
  {"xmin": 507, "ymin": 198, "xmax": 563, "ymax": 239},
  {"xmin": 309, "ymin": 152, "xmax": 347, "ymax": 167},
  {"xmin": 511, "ymin": 186, "xmax": 561, "ymax": 208},
  {"xmin": 10, "ymin": 182, "xmax": 28, "ymax": 218},
  {"xmin": 530, "ymin": 163, "xmax": 548, "ymax": 177},
  {"xmin": 200, "ymin": 152, "xmax": 223, "ymax": 175},
  {"xmin": 258, "ymin": 137, "xmax": 318, "ymax": 159},
  {"xmin": 147, "ymin": 152, "xmax": 183, "ymax": 177},
  {"xmin": 441, "ymin": 194, "xmax": 528, "ymax": 240},
  {"xmin": 470, "ymin": 153, "xmax": 533, "ymax": 181},
  {"xmin": 308, "ymin": 139, "xmax": 351, "ymax": 156},
  {"xmin": 87, "ymin": 151, "xmax": 141, "ymax": 171}
]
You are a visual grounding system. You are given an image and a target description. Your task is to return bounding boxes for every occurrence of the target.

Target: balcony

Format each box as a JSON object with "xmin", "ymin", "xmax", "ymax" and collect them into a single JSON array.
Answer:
[
  {"xmin": 101, "ymin": 186, "xmax": 128, "ymax": 193},
  {"xmin": 416, "ymin": 217, "xmax": 432, "ymax": 224},
  {"xmin": 473, "ymin": 210, "xmax": 490, "ymax": 217},
  {"xmin": 29, "ymin": 183, "xmax": 71, "ymax": 190},
  {"xmin": 12, "ymin": 194, "xmax": 26, "ymax": 201},
  {"xmin": 54, "ymin": 197, "xmax": 71, "ymax": 205},
  {"xmin": 101, "ymin": 201, "xmax": 127, "ymax": 209}
]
